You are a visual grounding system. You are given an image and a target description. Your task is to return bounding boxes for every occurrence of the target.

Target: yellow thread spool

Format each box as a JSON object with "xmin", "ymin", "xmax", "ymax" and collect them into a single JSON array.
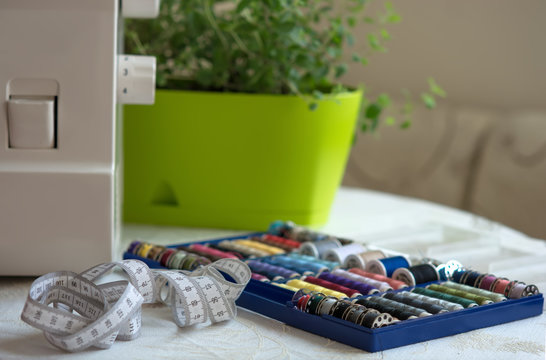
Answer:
[
  {"xmin": 286, "ymin": 279, "xmax": 346, "ymax": 299},
  {"xmin": 271, "ymin": 283, "xmax": 300, "ymax": 292},
  {"xmin": 235, "ymin": 239, "xmax": 285, "ymax": 255},
  {"xmin": 137, "ymin": 243, "xmax": 154, "ymax": 258}
]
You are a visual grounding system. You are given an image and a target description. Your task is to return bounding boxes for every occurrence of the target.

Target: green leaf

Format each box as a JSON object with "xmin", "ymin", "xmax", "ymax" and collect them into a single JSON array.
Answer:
[
  {"xmin": 421, "ymin": 93, "xmax": 436, "ymax": 109},
  {"xmin": 347, "ymin": 16, "xmax": 357, "ymax": 28},
  {"xmin": 385, "ymin": 116, "xmax": 395, "ymax": 126},
  {"xmin": 387, "ymin": 14, "xmax": 402, "ymax": 23},
  {"xmin": 380, "ymin": 29, "xmax": 390, "ymax": 40},
  {"xmin": 334, "ymin": 64, "xmax": 348, "ymax": 78},
  {"xmin": 377, "ymin": 93, "xmax": 391, "ymax": 108},
  {"xmin": 365, "ymin": 103, "xmax": 382, "ymax": 120},
  {"xmin": 400, "ymin": 120, "xmax": 411, "ymax": 129},
  {"xmin": 428, "ymin": 77, "xmax": 447, "ymax": 97},
  {"xmin": 309, "ymin": 102, "xmax": 318, "ymax": 111},
  {"xmin": 351, "ymin": 53, "xmax": 360, "ymax": 62},
  {"xmin": 312, "ymin": 90, "xmax": 324, "ymax": 100},
  {"xmin": 363, "ymin": 16, "xmax": 374, "ymax": 24},
  {"xmin": 368, "ymin": 34, "xmax": 385, "ymax": 52}
]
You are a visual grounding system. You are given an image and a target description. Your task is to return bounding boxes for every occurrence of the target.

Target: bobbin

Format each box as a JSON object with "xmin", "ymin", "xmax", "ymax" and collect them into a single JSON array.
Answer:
[{"xmin": 299, "ymin": 238, "xmax": 342, "ymax": 259}]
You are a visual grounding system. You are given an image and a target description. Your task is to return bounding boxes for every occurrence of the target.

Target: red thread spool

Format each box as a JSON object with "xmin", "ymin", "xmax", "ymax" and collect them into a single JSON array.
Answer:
[
  {"xmin": 189, "ymin": 244, "xmax": 238, "ymax": 260},
  {"xmin": 493, "ymin": 278, "xmax": 511, "ymax": 295},
  {"xmin": 263, "ymin": 234, "xmax": 302, "ymax": 250},
  {"xmin": 297, "ymin": 294, "xmax": 311, "ymax": 311},
  {"xmin": 159, "ymin": 249, "xmax": 176, "ymax": 267},
  {"xmin": 303, "ymin": 276, "xmax": 361, "ymax": 298},
  {"xmin": 349, "ymin": 268, "xmax": 407, "ymax": 290}
]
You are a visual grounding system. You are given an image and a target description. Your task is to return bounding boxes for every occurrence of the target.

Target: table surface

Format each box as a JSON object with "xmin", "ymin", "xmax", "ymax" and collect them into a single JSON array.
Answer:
[{"xmin": 1, "ymin": 187, "xmax": 545, "ymax": 360}]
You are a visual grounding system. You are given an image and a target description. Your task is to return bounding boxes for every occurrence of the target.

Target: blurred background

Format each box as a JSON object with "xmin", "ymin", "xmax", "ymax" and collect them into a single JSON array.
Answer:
[{"xmin": 340, "ymin": 0, "xmax": 546, "ymax": 239}]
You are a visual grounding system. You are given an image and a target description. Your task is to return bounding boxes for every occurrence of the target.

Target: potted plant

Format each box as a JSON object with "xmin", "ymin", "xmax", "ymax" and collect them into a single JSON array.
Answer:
[{"xmin": 123, "ymin": 0, "xmax": 444, "ymax": 230}]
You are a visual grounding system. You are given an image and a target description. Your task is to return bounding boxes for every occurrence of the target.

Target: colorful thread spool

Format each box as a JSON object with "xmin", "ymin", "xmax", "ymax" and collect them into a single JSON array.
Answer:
[
  {"xmin": 218, "ymin": 240, "xmax": 270, "ymax": 257},
  {"xmin": 263, "ymin": 256, "xmax": 328, "ymax": 276},
  {"xmin": 441, "ymin": 281, "xmax": 506, "ymax": 303},
  {"xmin": 348, "ymin": 268, "xmax": 408, "ymax": 290},
  {"xmin": 286, "ymin": 279, "xmax": 347, "ymax": 299},
  {"xmin": 234, "ymin": 239, "xmax": 285, "ymax": 255},
  {"xmin": 332, "ymin": 268, "xmax": 392, "ymax": 292},
  {"xmin": 382, "ymin": 292, "xmax": 448, "ymax": 314},
  {"xmin": 451, "ymin": 269, "xmax": 540, "ymax": 299},
  {"xmin": 427, "ymin": 284, "xmax": 493, "ymax": 305},
  {"xmin": 251, "ymin": 273, "xmax": 270, "ymax": 282},
  {"xmin": 392, "ymin": 263, "xmax": 440, "ymax": 286},
  {"xmin": 398, "ymin": 290, "xmax": 464, "ymax": 312},
  {"xmin": 302, "ymin": 276, "xmax": 362, "ymax": 298},
  {"xmin": 412, "ymin": 287, "xmax": 478, "ymax": 308},
  {"xmin": 365, "ymin": 256, "xmax": 410, "ymax": 277},
  {"xmin": 205, "ymin": 243, "xmax": 245, "ymax": 259},
  {"xmin": 260, "ymin": 234, "xmax": 302, "ymax": 250},
  {"xmin": 288, "ymin": 253, "xmax": 340, "ymax": 271},
  {"xmin": 323, "ymin": 243, "xmax": 367, "ymax": 264},
  {"xmin": 247, "ymin": 260, "xmax": 299, "ymax": 280},
  {"xmin": 344, "ymin": 250, "xmax": 386, "ymax": 269},
  {"xmin": 318, "ymin": 272, "xmax": 379, "ymax": 295}
]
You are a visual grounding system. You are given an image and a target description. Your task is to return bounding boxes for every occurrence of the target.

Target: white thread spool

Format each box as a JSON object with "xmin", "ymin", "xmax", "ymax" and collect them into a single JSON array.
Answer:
[
  {"xmin": 323, "ymin": 243, "xmax": 366, "ymax": 264},
  {"xmin": 344, "ymin": 250, "xmax": 386, "ymax": 269},
  {"xmin": 299, "ymin": 238, "xmax": 342, "ymax": 259}
]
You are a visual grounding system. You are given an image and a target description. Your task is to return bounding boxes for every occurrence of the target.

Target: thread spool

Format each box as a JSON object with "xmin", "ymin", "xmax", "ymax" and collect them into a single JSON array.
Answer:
[
  {"xmin": 348, "ymin": 268, "xmax": 408, "ymax": 290},
  {"xmin": 365, "ymin": 256, "xmax": 410, "ymax": 277},
  {"xmin": 353, "ymin": 297, "xmax": 420, "ymax": 320},
  {"xmin": 332, "ymin": 268, "xmax": 391, "ymax": 292},
  {"xmin": 286, "ymin": 279, "xmax": 347, "ymax": 299},
  {"xmin": 323, "ymin": 243, "xmax": 367, "ymax": 264},
  {"xmin": 271, "ymin": 256, "xmax": 329, "ymax": 274},
  {"xmin": 184, "ymin": 244, "xmax": 239, "ymax": 261},
  {"xmin": 412, "ymin": 287, "xmax": 478, "ymax": 308},
  {"xmin": 302, "ymin": 276, "xmax": 362, "ymax": 298},
  {"xmin": 357, "ymin": 296, "xmax": 431, "ymax": 318},
  {"xmin": 398, "ymin": 290, "xmax": 464, "ymax": 312},
  {"xmin": 318, "ymin": 272, "xmax": 379, "ymax": 295},
  {"xmin": 262, "ymin": 257, "xmax": 326, "ymax": 276},
  {"xmin": 442, "ymin": 281, "xmax": 506, "ymax": 302},
  {"xmin": 344, "ymin": 250, "xmax": 386, "ymax": 269},
  {"xmin": 288, "ymin": 253, "xmax": 340, "ymax": 271},
  {"xmin": 218, "ymin": 240, "xmax": 270, "ymax": 257},
  {"xmin": 317, "ymin": 297, "xmax": 339, "ymax": 316},
  {"xmin": 479, "ymin": 275, "xmax": 497, "ymax": 291},
  {"xmin": 247, "ymin": 260, "xmax": 299, "ymax": 280},
  {"xmin": 382, "ymin": 292, "xmax": 447, "ymax": 314},
  {"xmin": 258, "ymin": 234, "xmax": 302, "ymax": 251},
  {"xmin": 427, "ymin": 284, "xmax": 493, "ymax": 305},
  {"xmin": 299, "ymin": 238, "xmax": 342, "ymax": 259},
  {"xmin": 251, "ymin": 273, "xmax": 270, "ymax": 282},
  {"xmin": 204, "ymin": 243, "xmax": 245, "ymax": 259},
  {"xmin": 234, "ymin": 239, "xmax": 285, "ymax": 255},
  {"xmin": 392, "ymin": 264, "xmax": 440, "ymax": 286}
]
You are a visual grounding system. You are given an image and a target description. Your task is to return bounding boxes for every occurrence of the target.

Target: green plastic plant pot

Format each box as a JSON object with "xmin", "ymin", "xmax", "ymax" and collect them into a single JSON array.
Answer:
[{"xmin": 123, "ymin": 89, "xmax": 362, "ymax": 230}]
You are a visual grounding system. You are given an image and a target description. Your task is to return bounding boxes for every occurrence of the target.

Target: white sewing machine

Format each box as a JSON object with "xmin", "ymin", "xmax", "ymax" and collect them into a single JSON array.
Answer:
[{"xmin": 0, "ymin": 0, "xmax": 159, "ymax": 275}]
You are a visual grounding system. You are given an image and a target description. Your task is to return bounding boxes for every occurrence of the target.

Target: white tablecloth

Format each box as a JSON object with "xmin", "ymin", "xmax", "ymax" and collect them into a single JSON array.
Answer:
[{"xmin": 1, "ymin": 187, "xmax": 545, "ymax": 359}]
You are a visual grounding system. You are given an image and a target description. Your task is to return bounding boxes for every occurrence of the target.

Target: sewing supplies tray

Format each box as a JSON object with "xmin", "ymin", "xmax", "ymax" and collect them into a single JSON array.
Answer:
[{"xmin": 122, "ymin": 233, "xmax": 544, "ymax": 352}]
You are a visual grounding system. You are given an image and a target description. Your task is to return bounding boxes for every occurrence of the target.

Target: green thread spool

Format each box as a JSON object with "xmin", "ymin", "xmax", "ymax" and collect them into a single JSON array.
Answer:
[
  {"xmin": 428, "ymin": 284, "xmax": 493, "ymax": 305},
  {"xmin": 442, "ymin": 281, "xmax": 506, "ymax": 303},
  {"xmin": 412, "ymin": 287, "xmax": 478, "ymax": 308}
]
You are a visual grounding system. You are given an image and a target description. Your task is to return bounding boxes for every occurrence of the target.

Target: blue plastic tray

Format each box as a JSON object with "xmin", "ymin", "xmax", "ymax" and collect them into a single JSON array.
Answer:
[{"xmin": 123, "ymin": 234, "xmax": 544, "ymax": 352}]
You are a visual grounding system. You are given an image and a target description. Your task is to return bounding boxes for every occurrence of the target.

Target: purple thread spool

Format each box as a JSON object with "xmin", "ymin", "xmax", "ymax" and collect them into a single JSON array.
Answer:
[
  {"xmin": 247, "ymin": 260, "xmax": 299, "ymax": 280},
  {"xmin": 319, "ymin": 272, "xmax": 379, "ymax": 295}
]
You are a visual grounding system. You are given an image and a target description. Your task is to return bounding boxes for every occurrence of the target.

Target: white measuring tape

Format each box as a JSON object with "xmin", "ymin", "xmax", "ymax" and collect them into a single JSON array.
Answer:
[{"xmin": 21, "ymin": 258, "xmax": 251, "ymax": 352}]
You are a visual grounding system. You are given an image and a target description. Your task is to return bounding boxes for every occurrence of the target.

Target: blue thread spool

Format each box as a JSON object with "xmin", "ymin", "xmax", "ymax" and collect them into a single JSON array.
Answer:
[{"xmin": 365, "ymin": 256, "xmax": 410, "ymax": 277}]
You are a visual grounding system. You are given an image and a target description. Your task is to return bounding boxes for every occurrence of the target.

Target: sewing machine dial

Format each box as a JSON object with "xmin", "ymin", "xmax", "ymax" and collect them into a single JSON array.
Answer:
[{"xmin": 117, "ymin": 55, "xmax": 156, "ymax": 105}]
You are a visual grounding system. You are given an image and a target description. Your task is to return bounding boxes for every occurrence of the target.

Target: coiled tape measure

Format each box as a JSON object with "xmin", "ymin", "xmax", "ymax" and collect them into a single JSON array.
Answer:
[{"xmin": 21, "ymin": 258, "xmax": 251, "ymax": 352}]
